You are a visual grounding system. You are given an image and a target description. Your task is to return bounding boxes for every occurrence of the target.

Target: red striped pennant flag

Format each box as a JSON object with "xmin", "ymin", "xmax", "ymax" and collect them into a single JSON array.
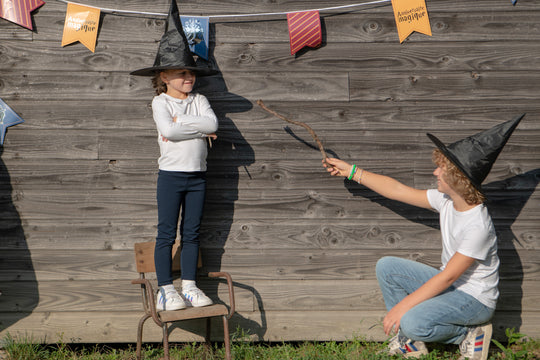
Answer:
[
  {"xmin": 287, "ymin": 10, "xmax": 322, "ymax": 55},
  {"xmin": 0, "ymin": 0, "xmax": 45, "ymax": 30}
]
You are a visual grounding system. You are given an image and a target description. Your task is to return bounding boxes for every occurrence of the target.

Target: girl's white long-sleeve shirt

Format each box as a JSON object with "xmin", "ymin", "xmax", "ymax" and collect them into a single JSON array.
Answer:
[{"xmin": 152, "ymin": 92, "xmax": 218, "ymax": 172}]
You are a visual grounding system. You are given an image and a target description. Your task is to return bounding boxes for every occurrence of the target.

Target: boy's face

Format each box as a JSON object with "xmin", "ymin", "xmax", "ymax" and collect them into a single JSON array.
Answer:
[
  {"xmin": 433, "ymin": 165, "xmax": 452, "ymax": 194},
  {"xmin": 160, "ymin": 69, "xmax": 196, "ymax": 99}
]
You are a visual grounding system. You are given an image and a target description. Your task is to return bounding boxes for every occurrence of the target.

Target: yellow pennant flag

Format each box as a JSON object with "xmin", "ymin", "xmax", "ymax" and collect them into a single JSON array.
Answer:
[
  {"xmin": 391, "ymin": 0, "xmax": 432, "ymax": 43},
  {"xmin": 61, "ymin": 3, "xmax": 100, "ymax": 52}
]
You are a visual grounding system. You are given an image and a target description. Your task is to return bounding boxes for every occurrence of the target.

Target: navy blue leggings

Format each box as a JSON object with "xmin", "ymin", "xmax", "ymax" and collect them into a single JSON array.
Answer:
[{"xmin": 155, "ymin": 170, "xmax": 206, "ymax": 286}]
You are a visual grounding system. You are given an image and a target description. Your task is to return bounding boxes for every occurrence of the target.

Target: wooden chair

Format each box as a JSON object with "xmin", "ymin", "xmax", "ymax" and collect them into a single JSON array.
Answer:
[{"xmin": 132, "ymin": 241, "xmax": 235, "ymax": 360}]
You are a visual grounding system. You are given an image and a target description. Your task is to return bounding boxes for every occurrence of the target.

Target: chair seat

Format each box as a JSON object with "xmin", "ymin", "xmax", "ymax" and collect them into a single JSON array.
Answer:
[{"xmin": 158, "ymin": 304, "xmax": 229, "ymax": 322}]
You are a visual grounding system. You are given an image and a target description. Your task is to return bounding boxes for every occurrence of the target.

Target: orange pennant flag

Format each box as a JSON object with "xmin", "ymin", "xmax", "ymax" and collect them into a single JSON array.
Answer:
[
  {"xmin": 61, "ymin": 3, "xmax": 100, "ymax": 52},
  {"xmin": 391, "ymin": 0, "xmax": 432, "ymax": 43}
]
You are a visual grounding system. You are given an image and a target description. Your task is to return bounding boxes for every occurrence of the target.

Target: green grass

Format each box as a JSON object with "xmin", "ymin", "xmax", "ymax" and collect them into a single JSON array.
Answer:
[{"xmin": 1, "ymin": 328, "xmax": 539, "ymax": 359}]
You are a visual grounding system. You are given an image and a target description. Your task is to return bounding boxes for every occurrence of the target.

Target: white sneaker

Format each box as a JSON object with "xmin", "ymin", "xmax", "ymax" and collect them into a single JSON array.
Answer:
[
  {"xmin": 459, "ymin": 323, "xmax": 492, "ymax": 360},
  {"xmin": 156, "ymin": 286, "xmax": 186, "ymax": 311},
  {"xmin": 182, "ymin": 287, "xmax": 213, "ymax": 307},
  {"xmin": 386, "ymin": 332, "xmax": 429, "ymax": 358}
]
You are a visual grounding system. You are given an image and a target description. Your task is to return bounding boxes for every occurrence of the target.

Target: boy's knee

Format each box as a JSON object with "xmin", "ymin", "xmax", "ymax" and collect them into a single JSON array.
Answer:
[
  {"xmin": 400, "ymin": 313, "xmax": 432, "ymax": 341},
  {"xmin": 375, "ymin": 256, "xmax": 398, "ymax": 279}
]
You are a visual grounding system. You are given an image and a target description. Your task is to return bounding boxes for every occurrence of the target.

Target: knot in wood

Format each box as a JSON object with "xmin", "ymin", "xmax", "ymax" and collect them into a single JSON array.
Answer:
[
  {"xmin": 435, "ymin": 21, "xmax": 447, "ymax": 30},
  {"xmin": 471, "ymin": 72, "xmax": 481, "ymax": 80},
  {"xmin": 367, "ymin": 226, "xmax": 382, "ymax": 237},
  {"xmin": 384, "ymin": 232, "xmax": 401, "ymax": 245},
  {"xmin": 362, "ymin": 20, "xmax": 382, "ymax": 34},
  {"xmin": 238, "ymin": 52, "xmax": 253, "ymax": 64}
]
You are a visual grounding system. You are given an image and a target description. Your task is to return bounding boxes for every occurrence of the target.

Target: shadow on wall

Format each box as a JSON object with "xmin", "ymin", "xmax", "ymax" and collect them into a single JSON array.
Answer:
[
  {"xmin": 344, "ymin": 168, "xmax": 539, "ymax": 337},
  {"xmin": 0, "ymin": 146, "xmax": 40, "ymax": 332},
  {"xmin": 484, "ymin": 168, "xmax": 540, "ymax": 336},
  {"xmin": 167, "ymin": 43, "xmax": 265, "ymax": 339}
]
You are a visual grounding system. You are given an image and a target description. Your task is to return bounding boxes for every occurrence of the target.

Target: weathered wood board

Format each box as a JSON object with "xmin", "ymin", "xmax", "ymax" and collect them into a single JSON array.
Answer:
[{"xmin": 1, "ymin": 0, "xmax": 539, "ymax": 346}]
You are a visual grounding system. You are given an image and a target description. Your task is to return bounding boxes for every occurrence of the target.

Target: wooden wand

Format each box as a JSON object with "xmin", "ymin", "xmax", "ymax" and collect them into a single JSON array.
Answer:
[{"xmin": 257, "ymin": 100, "xmax": 328, "ymax": 163}]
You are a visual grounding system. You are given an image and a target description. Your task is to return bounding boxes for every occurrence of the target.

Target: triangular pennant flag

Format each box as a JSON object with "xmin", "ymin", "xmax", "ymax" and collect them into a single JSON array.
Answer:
[
  {"xmin": 180, "ymin": 16, "xmax": 209, "ymax": 60},
  {"xmin": 287, "ymin": 10, "xmax": 322, "ymax": 55},
  {"xmin": 0, "ymin": 0, "xmax": 45, "ymax": 30},
  {"xmin": 0, "ymin": 98, "xmax": 25, "ymax": 146},
  {"xmin": 391, "ymin": 0, "xmax": 432, "ymax": 43},
  {"xmin": 61, "ymin": 3, "xmax": 100, "ymax": 52}
]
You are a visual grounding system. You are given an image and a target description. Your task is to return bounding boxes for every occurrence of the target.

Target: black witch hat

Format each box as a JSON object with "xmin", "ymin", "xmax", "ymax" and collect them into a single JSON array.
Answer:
[
  {"xmin": 130, "ymin": 0, "xmax": 216, "ymax": 76},
  {"xmin": 427, "ymin": 113, "xmax": 525, "ymax": 194}
]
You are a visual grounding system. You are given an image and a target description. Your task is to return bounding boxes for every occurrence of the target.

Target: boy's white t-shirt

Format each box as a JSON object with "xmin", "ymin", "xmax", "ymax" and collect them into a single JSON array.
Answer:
[
  {"xmin": 427, "ymin": 189, "xmax": 499, "ymax": 309},
  {"xmin": 152, "ymin": 92, "xmax": 218, "ymax": 172}
]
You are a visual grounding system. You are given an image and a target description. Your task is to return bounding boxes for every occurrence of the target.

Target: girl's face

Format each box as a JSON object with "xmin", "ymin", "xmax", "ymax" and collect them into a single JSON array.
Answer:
[{"xmin": 160, "ymin": 69, "xmax": 196, "ymax": 99}]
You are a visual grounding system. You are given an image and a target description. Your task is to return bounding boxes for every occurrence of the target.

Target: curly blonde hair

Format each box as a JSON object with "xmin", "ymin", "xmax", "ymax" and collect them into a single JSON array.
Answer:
[
  {"xmin": 152, "ymin": 72, "xmax": 167, "ymax": 95},
  {"xmin": 432, "ymin": 148, "xmax": 485, "ymax": 205}
]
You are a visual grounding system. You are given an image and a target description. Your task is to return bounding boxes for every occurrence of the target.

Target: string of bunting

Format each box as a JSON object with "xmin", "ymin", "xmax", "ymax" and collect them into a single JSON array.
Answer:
[{"xmin": 1, "ymin": 0, "xmax": 435, "ymax": 54}]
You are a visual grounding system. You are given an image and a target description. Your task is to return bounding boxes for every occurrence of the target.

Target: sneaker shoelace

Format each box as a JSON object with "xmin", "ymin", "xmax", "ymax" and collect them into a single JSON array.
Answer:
[
  {"xmin": 184, "ymin": 287, "xmax": 204, "ymax": 297},
  {"xmin": 164, "ymin": 290, "xmax": 182, "ymax": 302},
  {"xmin": 460, "ymin": 332, "xmax": 476, "ymax": 356}
]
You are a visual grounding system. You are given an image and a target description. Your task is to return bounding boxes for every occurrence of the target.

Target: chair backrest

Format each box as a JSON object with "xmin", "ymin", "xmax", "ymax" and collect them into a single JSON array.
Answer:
[{"xmin": 134, "ymin": 241, "xmax": 202, "ymax": 274}]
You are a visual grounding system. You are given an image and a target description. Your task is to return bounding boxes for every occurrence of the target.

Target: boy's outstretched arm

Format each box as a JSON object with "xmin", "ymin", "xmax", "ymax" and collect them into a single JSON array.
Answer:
[{"xmin": 324, "ymin": 157, "xmax": 432, "ymax": 210}]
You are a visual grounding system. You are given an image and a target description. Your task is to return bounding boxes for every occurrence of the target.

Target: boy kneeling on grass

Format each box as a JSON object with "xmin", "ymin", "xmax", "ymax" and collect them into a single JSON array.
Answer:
[{"xmin": 324, "ymin": 114, "xmax": 524, "ymax": 360}]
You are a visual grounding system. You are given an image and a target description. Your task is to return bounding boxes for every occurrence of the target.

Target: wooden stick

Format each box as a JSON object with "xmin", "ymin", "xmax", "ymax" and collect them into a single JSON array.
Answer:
[{"xmin": 257, "ymin": 99, "xmax": 328, "ymax": 162}]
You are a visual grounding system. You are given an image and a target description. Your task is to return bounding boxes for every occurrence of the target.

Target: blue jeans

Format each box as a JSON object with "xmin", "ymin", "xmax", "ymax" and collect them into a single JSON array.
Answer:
[
  {"xmin": 376, "ymin": 256, "xmax": 495, "ymax": 344},
  {"xmin": 155, "ymin": 170, "xmax": 206, "ymax": 286}
]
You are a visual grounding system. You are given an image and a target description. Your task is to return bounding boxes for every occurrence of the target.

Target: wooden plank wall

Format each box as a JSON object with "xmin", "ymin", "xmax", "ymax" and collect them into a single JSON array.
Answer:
[{"xmin": 1, "ymin": 0, "xmax": 539, "ymax": 345}]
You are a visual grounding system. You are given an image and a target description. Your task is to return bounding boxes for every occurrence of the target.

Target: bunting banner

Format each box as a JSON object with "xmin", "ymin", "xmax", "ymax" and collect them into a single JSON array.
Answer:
[
  {"xmin": 61, "ymin": 2, "xmax": 100, "ymax": 52},
  {"xmin": 391, "ymin": 0, "xmax": 432, "ymax": 43},
  {"xmin": 0, "ymin": 0, "xmax": 45, "ymax": 30},
  {"xmin": 180, "ymin": 16, "xmax": 209, "ymax": 60},
  {"xmin": 287, "ymin": 10, "xmax": 322, "ymax": 55},
  {"xmin": 0, "ymin": 98, "xmax": 25, "ymax": 146}
]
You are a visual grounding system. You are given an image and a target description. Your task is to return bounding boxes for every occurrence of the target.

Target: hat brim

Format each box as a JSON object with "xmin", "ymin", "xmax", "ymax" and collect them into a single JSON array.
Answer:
[
  {"xmin": 130, "ymin": 65, "xmax": 218, "ymax": 77},
  {"xmin": 427, "ymin": 133, "xmax": 484, "ymax": 194}
]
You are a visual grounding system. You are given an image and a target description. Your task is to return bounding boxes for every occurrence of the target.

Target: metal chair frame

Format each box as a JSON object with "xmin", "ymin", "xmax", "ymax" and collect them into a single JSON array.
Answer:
[{"xmin": 132, "ymin": 242, "xmax": 235, "ymax": 360}]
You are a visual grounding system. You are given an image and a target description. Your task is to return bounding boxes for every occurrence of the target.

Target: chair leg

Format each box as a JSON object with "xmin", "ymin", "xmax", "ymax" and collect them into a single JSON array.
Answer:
[
  {"xmin": 162, "ymin": 323, "xmax": 170, "ymax": 360},
  {"xmin": 201, "ymin": 317, "xmax": 212, "ymax": 353},
  {"xmin": 222, "ymin": 316, "xmax": 231, "ymax": 360},
  {"xmin": 205, "ymin": 317, "xmax": 212, "ymax": 346},
  {"xmin": 136, "ymin": 314, "xmax": 151, "ymax": 360}
]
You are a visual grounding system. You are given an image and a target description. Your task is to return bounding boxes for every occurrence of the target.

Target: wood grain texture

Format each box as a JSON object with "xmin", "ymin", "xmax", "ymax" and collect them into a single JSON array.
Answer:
[
  {"xmin": 0, "ymin": 279, "xmax": 253, "ymax": 312},
  {"xmin": 0, "ymin": 249, "xmax": 537, "ymax": 282},
  {"xmin": 0, "ymin": 0, "xmax": 539, "ymax": 344},
  {"xmin": 3, "ymin": 40, "xmax": 540, "ymax": 73},
  {"xmin": 0, "ymin": 310, "xmax": 538, "ymax": 343}
]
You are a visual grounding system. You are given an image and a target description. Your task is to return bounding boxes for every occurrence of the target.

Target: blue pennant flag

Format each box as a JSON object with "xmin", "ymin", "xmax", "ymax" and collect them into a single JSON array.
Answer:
[
  {"xmin": 0, "ymin": 98, "xmax": 25, "ymax": 146},
  {"xmin": 180, "ymin": 16, "xmax": 210, "ymax": 60}
]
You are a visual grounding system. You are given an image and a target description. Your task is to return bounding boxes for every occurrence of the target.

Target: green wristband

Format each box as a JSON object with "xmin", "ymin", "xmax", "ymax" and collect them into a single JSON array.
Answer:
[{"xmin": 348, "ymin": 164, "xmax": 357, "ymax": 180}]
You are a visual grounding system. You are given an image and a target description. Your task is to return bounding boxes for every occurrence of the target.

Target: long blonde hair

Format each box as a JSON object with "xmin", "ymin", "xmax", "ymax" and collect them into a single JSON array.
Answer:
[{"xmin": 432, "ymin": 149, "xmax": 485, "ymax": 205}]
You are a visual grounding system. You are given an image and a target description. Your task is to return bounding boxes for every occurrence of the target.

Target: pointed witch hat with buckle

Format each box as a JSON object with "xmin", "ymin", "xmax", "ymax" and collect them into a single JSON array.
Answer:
[
  {"xmin": 130, "ymin": 0, "xmax": 216, "ymax": 76},
  {"xmin": 427, "ymin": 113, "xmax": 525, "ymax": 194}
]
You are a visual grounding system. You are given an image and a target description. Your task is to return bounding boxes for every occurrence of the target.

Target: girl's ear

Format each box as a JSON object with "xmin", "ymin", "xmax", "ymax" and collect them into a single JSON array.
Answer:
[{"xmin": 159, "ymin": 71, "xmax": 168, "ymax": 84}]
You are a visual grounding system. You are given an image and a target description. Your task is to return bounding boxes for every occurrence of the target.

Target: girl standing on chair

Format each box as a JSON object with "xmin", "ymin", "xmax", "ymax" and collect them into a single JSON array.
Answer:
[{"xmin": 131, "ymin": 0, "xmax": 218, "ymax": 311}]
